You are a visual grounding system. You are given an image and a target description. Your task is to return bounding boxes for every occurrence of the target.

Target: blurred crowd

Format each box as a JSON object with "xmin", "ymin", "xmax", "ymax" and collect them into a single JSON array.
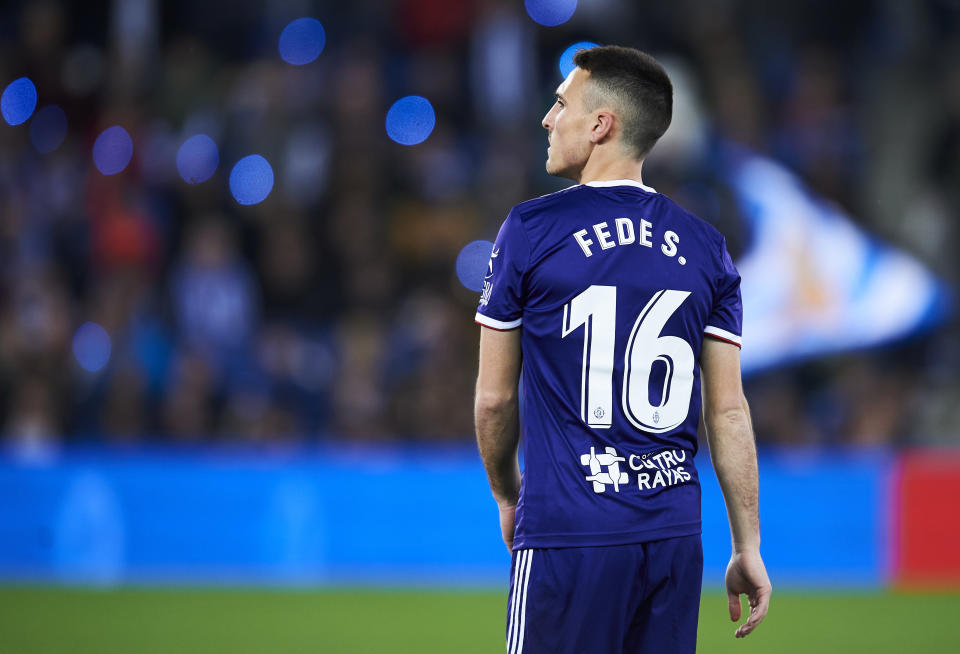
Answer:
[{"xmin": 0, "ymin": 0, "xmax": 957, "ymax": 453}]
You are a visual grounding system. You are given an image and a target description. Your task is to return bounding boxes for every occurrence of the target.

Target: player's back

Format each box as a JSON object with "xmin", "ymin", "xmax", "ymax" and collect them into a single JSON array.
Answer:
[{"xmin": 475, "ymin": 180, "xmax": 742, "ymax": 550}]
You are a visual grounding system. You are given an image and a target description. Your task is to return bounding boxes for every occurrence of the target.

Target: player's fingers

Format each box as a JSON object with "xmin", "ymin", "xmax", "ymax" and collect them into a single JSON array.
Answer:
[
  {"xmin": 754, "ymin": 584, "xmax": 771, "ymax": 622},
  {"xmin": 735, "ymin": 609, "xmax": 762, "ymax": 638},
  {"xmin": 735, "ymin": 610, "xmax": 759, "ymax": 637},
  {"xmin": 727, "ymin": 591, "xmax": 741, "ymax": 622},
  {"xmin": 735, "ymin": 587, "xmax": 771, "ymax": 638}
]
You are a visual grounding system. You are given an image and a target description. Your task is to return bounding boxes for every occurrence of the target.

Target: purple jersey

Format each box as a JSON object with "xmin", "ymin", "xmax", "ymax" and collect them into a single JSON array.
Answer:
[{"xmin": 475, "ymin": 180, "xmax": 742, "ymax": 549}]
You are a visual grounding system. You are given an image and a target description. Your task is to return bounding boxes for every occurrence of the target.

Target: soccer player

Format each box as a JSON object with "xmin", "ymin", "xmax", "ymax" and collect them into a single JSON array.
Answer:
[{"xmin": 474, "ymin": 46, "xmax": 771, "ymax": 653}]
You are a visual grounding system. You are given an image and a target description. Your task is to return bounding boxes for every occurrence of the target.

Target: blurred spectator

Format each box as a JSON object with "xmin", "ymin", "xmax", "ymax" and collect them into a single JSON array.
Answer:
[
  {"xmin": 170, "ymin": 216, "xmax": 258, "ymax": 373},
  {"xmin": 4, "ymin": 374, "xmax": 61, "ymax": 461},
  {"xmin": 161, "ymin": 349, "xmax": 215, "ymax": 439},
  {"xmin": 0, "ymin": 0, "xmax": 957, "ymax": 449}
]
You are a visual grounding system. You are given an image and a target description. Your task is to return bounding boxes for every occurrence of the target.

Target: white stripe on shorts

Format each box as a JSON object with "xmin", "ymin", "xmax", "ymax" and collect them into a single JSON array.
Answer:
[
  {"xmin": 508, "ymin": 550, "xmax": 533, "ymax": 654},
  {"xmin": 516, "ymin": 549, "xmax": 533, "ymax": 654},
  {"xmin": 508, "ymin": 550, "xmax": 528, "ymax": 653},
  {"xmin": 506, "ymin": 550, "xmax": 524, "ymax": 649}
]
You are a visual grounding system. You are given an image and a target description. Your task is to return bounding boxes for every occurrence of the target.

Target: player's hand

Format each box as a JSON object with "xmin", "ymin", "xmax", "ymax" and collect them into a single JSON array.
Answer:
[
  {"xmin": 498, "ymin": 502, "xmax": 516, "ymax": 552},
  {"xmin": 725, "ymin": 548, "xmax": 771, "ymax": 638}
]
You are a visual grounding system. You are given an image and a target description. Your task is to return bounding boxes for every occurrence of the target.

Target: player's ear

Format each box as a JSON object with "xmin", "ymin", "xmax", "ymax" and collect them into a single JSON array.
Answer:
[{"xmin": 591, "ymin": 110, "xmax": 615, "ymax": 144}]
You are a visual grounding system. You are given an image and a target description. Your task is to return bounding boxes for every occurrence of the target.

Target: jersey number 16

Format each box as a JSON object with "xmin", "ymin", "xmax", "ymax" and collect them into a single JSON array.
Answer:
[{"xmin": 561, "ymin": 286, "xmax": 694, "ymax": 433}]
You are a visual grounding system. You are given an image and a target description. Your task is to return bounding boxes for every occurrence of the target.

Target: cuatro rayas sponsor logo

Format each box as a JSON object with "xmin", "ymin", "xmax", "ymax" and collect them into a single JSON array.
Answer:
[{"xmin": 579, "ymin": 446, "xmax": 692, "ymax": 494}]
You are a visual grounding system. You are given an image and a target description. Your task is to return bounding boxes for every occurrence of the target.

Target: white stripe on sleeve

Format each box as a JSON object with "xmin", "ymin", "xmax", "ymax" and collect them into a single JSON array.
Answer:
[
  {"xmin": 704, "ymin": 325, "xmax": 742, "ymax": 347},
  {"xmin": 475, "ymin": 312, "xmax": 522, "ymax": 331}
]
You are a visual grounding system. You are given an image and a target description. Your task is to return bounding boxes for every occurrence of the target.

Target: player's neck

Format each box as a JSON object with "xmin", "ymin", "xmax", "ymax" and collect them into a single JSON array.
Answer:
[{"xmin": 576, "ymin": 155, "xmax": 646, "ymax": 187}]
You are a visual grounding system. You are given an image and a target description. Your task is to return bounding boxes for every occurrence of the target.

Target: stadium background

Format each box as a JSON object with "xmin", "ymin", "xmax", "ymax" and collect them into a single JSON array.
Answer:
[{"xmin": 1, "ymin": 0, "xmax": 959, "ymax": 651}]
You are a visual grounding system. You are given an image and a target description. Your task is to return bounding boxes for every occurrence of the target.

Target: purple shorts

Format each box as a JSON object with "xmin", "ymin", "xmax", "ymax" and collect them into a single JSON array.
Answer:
[{"xmin": 505, "ymin": 534, "xmax": 703, "ymax": 654}]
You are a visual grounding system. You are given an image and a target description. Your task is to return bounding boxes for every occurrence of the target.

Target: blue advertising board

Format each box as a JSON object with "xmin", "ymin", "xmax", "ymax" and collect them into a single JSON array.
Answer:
[{"xmin": 0, "ymin": 445, "xmax": 891, "ymax": 587}]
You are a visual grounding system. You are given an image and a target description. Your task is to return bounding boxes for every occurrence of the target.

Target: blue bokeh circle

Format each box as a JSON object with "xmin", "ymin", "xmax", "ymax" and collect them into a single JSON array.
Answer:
[
  {"xmin": 176, "ymin": 134, "xmax": 219, "ymax": 184},
  {"xmin": 93, "ymin": 126, "xmax": 134, "ymax": 175},
  {"xmin": 524, "ymin": 0, "xmax": 578, "ymax": 27},
  {"xmin": 1, "ymin": 77, "xmax": 38, "ymax": 126},
  {"xmin": 559, "ymin": 41, "xmax": 599, "ymax": 78},
  {"xmin": 385, "ymin": 95, "xmax": 436, "ymax": 146},
  {"xmin": 29, "ymin": 105, "xmax": 68, "ymax": 154},
  {"xmin": 229, "ymin": 154, "xmax": 274, "ymax": 205},
  {"xmin": 278, "ymin": 17, "xmax": 327, "ymax": 65},
  {"xmin": 73, "ymin": 322, "xmax": 112, "ymax": 373},
  {"xmin": 456, "ymin": 240, "xmax": 495, "ymax": 293}
]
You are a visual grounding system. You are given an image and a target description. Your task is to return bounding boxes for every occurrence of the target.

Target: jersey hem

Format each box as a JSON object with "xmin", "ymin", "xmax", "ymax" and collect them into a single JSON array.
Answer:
[
  {"xmin": 475, "ymin": 312, "xmax": 522, "ymax": 330},
  {"xmin": 512, "ymin": 520, "xmax": 701, "ymax": 550}
]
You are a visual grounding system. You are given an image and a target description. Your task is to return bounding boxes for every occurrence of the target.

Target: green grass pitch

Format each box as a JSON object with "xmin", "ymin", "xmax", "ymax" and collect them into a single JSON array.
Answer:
[{"xmin": 0, "ymin": 587, "xmax": 957, "ymax": 653}]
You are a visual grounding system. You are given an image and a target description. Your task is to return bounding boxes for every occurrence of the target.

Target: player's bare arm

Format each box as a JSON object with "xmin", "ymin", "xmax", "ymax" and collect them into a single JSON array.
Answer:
[
  {"xmin": 475, "ymin": 326, "xmax": 522, "ymax": 551},
  {"xmin": 700, "ymin": 337, "xmax": 772, "ymax": 638}
]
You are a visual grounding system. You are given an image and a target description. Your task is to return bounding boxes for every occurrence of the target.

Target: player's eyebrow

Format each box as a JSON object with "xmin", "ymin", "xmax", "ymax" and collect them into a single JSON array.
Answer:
[{"xmin": 555, "ymin": 92, "xmax": 567, "ymax": 104}]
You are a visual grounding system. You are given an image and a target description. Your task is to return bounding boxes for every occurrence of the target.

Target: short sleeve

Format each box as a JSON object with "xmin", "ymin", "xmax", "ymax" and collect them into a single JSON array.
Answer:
[
  {"xmin": 704, "ymin": 237, "xmax": 743, "ymax": 347},
  {"xmin": 475, "ymin": 208, "xmax": 530, "ymax": 330}
]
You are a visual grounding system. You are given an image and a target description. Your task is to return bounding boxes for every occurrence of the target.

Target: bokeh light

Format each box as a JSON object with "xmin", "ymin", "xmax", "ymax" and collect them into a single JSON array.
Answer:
[
  {"xmin": 92, "ymin": 126, "xmax": 134, "ymax": 175},
  {"xmin": 278, "ymin": 17, "xmax": 326, "ymax": 65},
  {"xmin": 29, "ymin": 104, "xmax": 68, "ymax": 153},
  {"xmin": 229, "ymin": 154, "xmax": 274, "ymax": 205},
  {"xmin": 73, "ymin": 322, "xmax": 111, "ymax": 373},
  {"xmin": 559, "ymin": 41, "xmax": 599, "ymax": 78},
  {"xmin": 1, "ymin": 77, "xmax": 38, "ymax": 126},
  {"xmin": 524, "ymin": 0, "xmax": 578, "ymax": 27},
  {"xmin": 176, "ymin": 134, "xmax": 219, "ymax": 184},
  {"xmin": 456, "ymin": 240, "xmax": 495, "ymax": 292},
  {"xmin": 385, "ymin": 96, "xmax": 436, "ymax": 146}
]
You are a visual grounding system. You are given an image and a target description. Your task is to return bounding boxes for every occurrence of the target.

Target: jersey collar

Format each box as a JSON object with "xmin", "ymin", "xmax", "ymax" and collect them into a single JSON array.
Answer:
[{"xmin": 583, "ymin": 179, "xmax": 657, "ymax": 193}]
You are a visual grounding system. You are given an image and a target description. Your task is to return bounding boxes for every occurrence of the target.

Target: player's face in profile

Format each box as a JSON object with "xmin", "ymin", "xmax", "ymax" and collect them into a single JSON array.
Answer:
[{"xmin": 542, "ymin": 67, "xmax": 594, "ymax": 180}]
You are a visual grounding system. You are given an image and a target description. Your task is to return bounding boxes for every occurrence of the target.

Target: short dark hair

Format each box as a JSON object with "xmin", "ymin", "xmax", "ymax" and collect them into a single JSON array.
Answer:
[{"xmin": 573, "ymin": 46, "xmax": 673, "ymax": 158}]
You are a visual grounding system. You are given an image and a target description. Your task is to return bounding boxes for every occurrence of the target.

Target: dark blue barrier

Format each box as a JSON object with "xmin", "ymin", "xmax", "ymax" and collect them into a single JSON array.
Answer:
[{"xmin": 0, "ymin": 445, "xmax": 890, "ymax": 587}]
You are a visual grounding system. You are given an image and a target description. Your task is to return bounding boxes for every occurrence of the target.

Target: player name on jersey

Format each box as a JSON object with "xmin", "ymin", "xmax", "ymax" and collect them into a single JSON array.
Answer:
[{"xmin": 572, "ymin": 217, "xmax": 683, "ymax": 265}]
